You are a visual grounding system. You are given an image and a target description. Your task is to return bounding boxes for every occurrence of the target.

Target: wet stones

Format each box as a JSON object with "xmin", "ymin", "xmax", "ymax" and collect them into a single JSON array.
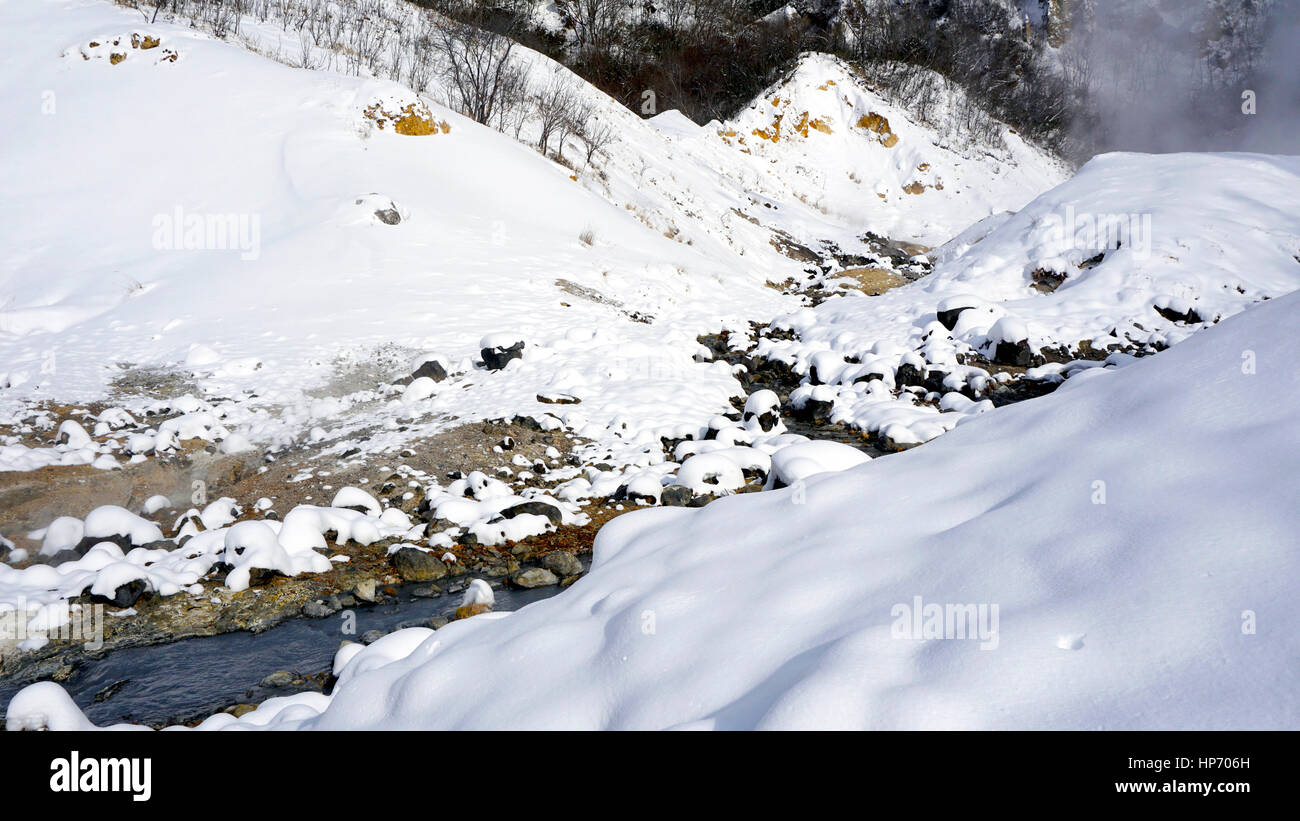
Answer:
[
  {"xmin": 991, "ymin": 339, "xmax": 1041, "ymax": 368},
  {"xmin": 894, "ymin": 362, "xmax": 927, "ymax": 388},
  {"xmin": 260, "ymin": 670, "xmax": 295, "ymax": 688},
  {"xmin": 536, "ymin": 391, "xmax": 580, "ymax": 404},
  {"xmin": 936, "ymin": 295, "xmax": 981, "ymax": 331},
  {"xmin": 246, "ymin": 567, "xmax": 285, "ymax": 588},
  {"xmin": 792, "ymin": 396, "xmax": 834, "ymax": 424},
  {"xmin": 352, "ymin": 579, "xmax": 379, "ymax": 603},
  {"xmin": 301, "ymin": 597, "xmax": 340, "ymax": 619},
  {"xmin": 391, "ymin": 547, "xmax": 448, "ymax": 582},
  {"xmin": 44, "ymin": 549, "xmax": 82, "ymax": 567},
  {"xmin": 1154, "ymin": 304, "xmax": 1205, "ymax": 325},
  {"xmin": 742, "ymin": 389, "xmax": 782, "ymax": 432},
  {"xmin": 1030, "ymin": 267, "xmax": 1067, "ymax": 293},
  {"xmin": 509, "ymin": 567, "xmax": 559, "ymax": 589},
  {"xmin": 454, "ymin": 602, "xmax": 492, "ymax": 620},
  {"xmin": 984, "ymin": 317, "xmax": 1044, "ymax": 368},
  {"xmin": 660, "ymin": 485, "xmax": 694, "ymax": 507},
  {"xmin": 541, "ymin": 551, "xmax": 583, "ymax": 577}
]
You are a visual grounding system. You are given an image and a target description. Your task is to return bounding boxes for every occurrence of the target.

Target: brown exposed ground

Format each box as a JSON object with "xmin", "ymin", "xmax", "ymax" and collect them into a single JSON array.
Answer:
[
  {"xmin": 0, "ymin": 413, "xmax": 643, "ymax": 683},
  {"xmin": 830, "ymin": 267, "xmax": 909, "ymax": 296}
]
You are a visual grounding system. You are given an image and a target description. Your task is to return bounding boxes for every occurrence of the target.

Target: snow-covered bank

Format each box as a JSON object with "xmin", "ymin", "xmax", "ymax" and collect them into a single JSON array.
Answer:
[
  {"xmin": 14, "ymin": 287, "xmax": 1296, "ymax": 730},
  {"xmin": 753, "ymin": 151, "xmax": 1300, "ymax": 446}
]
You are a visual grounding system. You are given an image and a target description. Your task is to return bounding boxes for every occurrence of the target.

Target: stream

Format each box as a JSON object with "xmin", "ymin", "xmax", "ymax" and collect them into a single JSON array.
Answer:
[
  {"xmin": 3, "ymin": 328, "xmax": 887, "ymax": 730},
  {"xmin": 0, "ymin": 578, "xmax": 574, "ymax": 728}
]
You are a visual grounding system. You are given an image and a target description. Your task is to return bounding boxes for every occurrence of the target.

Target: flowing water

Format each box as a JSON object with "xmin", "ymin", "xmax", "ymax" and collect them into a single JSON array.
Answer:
[{"xmin": 0, "ymin": 578, "xmax": 574, "ymax": 728}]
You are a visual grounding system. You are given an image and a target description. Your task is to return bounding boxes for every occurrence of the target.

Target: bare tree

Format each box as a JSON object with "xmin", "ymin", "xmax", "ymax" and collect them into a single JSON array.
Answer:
[
  {"xmin": 558, "ymin": 0, "xmax": 621, "ymax": 53},
  {"xmin": 430, "ymin": 15, "xmax": 529, "ymax": 126},
  {"xmin": 535, "ymin": 73, "xmax": 583, "ymax": 158},
  {"xmin": 578, "ymin": 114, "xmax": 618, "ymax": 167}
]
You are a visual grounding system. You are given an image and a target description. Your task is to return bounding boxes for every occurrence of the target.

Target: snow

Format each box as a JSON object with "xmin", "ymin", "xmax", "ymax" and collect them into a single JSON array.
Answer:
[
  {"xmin": 765, "ymin": 440, "xmax": 871, "ymax": 488},
  {"xmin": 479, "ymin": 332, "xmax": 525, "ymax": 351},
  {"xmin": 1, "ymin": 0, "xmax": 1295, "ymax": 732},
  {"xmin": 461, "ymin": 579, "xmax": 494, "ymax": 608},
  {"xmin": 401, "ymin": 376, "xmax": 438, "ymax": 402},
  {"xmin": 646, "ymin": 109, "xmax": 703, "ymax": 139},
  {"xmin": 331, "ymin": 487, "xmax": 382, "ymax": 517},
  {"xmin": 4, "ymin": 682, "xmax": 100, "ymax": 731},
  {"xmin": 82, "ymin": 505, "xmax": 164, "ymax": 546},
  {"xmin": 715, "ymin": 53, "xmax": 1065, "ymax": 245},
  {"xmin": 55, "ymin": 420, "xmax": 92, "ymax": 449},
  {"xmin": 756, "ymin": 151, "xmax": 1300, "ymax": 446},
  {"xmin": 39, "ymin": 517, "xmax": 84, "ymax": 556},
  {"xmin": 29, "ymin": 286, "xmax": 1287, "ymax": 731},
  {"xmin": 0, "ymin": 497, "xmax": 416, "ymax": 616},
  {"xmin": 0, "ymin": 1, "xmax": 1063, "ymax": 486},
  {"xmin": 87, "ymin": 562, "xmax": 151, "ymax": 600}
]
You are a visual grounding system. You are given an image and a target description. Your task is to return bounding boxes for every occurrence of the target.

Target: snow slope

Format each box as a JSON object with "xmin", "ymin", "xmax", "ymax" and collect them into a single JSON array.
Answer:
[
  {"xmin": 16, "ymin": 283, "xmax": 1293, "ymax": 730},
  {"xmin": 0, "ymin": 1, "xmax": 780, "ymax": 461},
  {"xmin": 714, "ymin": 53, "xmax": 1064, "ymax": 245},
  {"xmin": 0, "ymin": 1, "xmax": 1062, "ymax": 471}
]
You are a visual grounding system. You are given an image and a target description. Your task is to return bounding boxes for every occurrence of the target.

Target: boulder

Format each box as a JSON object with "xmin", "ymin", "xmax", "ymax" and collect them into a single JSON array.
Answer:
[
  {"xmin": 260, "ymin": 670, "xmax": 295, "ymax": 688},
  {"xmin": 660, "ymin": 485, "xmax": 694, "ymax": 507},
  {"xmin": 412, "ymin": 359, "xmax": 448, "ymax": 382},
  {"xmin": 301, "ymin": 599, "xmax": 337, "ymax": 619},
  {"xmin": 352, "ymin": 579, "xmax": 379, "ymax": 603},
  {"xmin": 392, "ymin": 547, "xmax": 448, "ymax": 582},
  {"xmin": 793, "ymin": 397, "xmax": 834, "ymax": 424},
  {"xmin": 500, "ymin": 500, "xmax": 563, "ymax": 526},
  {"xmin": 480, "ymin": 335, "xmax": 525, "ymax": 370},
  {"xmin": 510, "ymin": 567, "xmax": 559, "ymax": 589},
  {"xmin": 89, "ymin": 578, "xmax": 148, "ymax": 609},
  {"xmin": 541, "ymin": 551, "xmax": 583, "ymax": 577},
  {"xmin": 454, "ymin": 602, "xmax": 492, "ymax": 620}
]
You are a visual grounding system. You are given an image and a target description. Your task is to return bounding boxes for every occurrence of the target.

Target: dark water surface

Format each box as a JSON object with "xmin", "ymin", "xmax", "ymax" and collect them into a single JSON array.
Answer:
[{"xmin": 1, "ymin": 579, "xmax": 569, "ymax": 728}]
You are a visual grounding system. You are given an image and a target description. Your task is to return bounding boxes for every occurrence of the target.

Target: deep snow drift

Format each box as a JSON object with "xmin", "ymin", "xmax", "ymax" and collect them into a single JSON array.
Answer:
[{"xmin": 13, "ymin": 287, "xmax": 1295, "ymax": 730}]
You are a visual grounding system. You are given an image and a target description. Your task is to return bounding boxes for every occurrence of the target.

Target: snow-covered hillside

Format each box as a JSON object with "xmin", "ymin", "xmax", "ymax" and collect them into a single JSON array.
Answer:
[
  {"xmin": 0, "ymin": 1, "xmax": 1060, "ymax": 467},
  {"xmin": 713, "ymin": 53, "xmax": 1063, "ymax": 244}
]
